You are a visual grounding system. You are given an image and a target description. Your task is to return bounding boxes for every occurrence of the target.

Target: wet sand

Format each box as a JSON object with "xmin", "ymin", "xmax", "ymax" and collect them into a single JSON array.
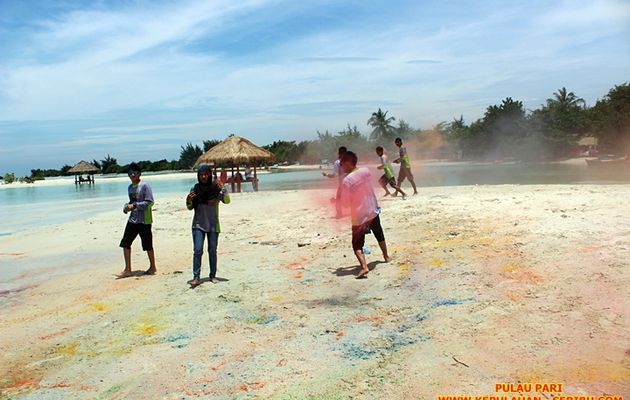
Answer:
[{"xmin": 1, "ymin": 184, "xmax": 629, "ymax": 399}]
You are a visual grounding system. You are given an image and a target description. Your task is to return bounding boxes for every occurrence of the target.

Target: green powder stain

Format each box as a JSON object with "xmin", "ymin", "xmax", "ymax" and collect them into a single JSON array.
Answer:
[{"xmin": 94, "ymin": 383, "xmax": 123, "ymax": 400}]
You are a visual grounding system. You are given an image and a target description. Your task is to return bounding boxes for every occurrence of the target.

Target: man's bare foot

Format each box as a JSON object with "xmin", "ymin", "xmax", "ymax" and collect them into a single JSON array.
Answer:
[
  {"xmin": 189, "ymin": 279, "xmax": 201, "ymax": 287},
  {"xmin": 144, "ymin": 268, "xmax": 157, "ymax": 275},
  {"xmin": 413, "ymin": 191, "xmax": 418, "ymax": 195},
  {"xmin": 118, "ymin": 270, "xmax": 132, "ymax": 278},
  {"xmin": 384, "ymin": 256, "xmax": 392, "ymax": 263},
  {"xmin": 210, "ymin": 277, "xmax": 219, "ymax": 284},
  {"xmin": 356, "ymin": 269, "xmax": 369, "ymax": 279}
]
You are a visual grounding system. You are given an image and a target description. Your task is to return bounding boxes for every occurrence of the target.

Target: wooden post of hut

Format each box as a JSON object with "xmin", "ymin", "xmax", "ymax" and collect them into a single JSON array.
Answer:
[{"xmin": 253, "ymin": 165, "xmax": 258, "ymax": 191}]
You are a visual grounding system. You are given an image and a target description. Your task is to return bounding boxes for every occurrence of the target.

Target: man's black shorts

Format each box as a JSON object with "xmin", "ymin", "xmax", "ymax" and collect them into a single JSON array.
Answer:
[
  {"xmin": 351, "ymin": 215, "xmax": 385, "ymax": 251},
  {"xmin": 379, "ymin": 174, "xmax": 397, "ymax": 188},
  {"xmin": 119, "ymin": 222, "xmax": 153, "ymax": 251}
]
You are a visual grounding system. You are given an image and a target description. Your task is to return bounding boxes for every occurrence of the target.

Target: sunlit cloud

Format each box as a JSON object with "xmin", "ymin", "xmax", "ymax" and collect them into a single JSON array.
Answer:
[{"xmin": 0, "ymin": 0, "xmax": 628, "ymax": 174}]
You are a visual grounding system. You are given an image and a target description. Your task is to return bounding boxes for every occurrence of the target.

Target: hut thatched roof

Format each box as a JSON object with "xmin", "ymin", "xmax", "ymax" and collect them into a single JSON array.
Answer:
[
  {"xmin": 68, "ymin": 160, "xmax": 99, "ymax": 174},
  {"xmin": 194, "ymin": 135, "xmax": 275, "ymax": 167}
]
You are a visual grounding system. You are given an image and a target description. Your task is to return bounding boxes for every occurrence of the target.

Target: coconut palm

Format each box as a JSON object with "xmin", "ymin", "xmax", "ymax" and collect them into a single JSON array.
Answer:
[
  {"xmin": 548, "ymin": 87, "xmax": 585, "ymax": 109},
  {"xmin": 367, "ymin": 108, "xmax": 396, "ymax": 141}
]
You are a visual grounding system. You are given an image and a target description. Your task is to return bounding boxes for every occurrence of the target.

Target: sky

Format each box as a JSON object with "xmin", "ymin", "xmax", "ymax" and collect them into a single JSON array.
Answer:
[{"xmin": 0, "ymin": 0, "xmax": 629, "ymax": 175}]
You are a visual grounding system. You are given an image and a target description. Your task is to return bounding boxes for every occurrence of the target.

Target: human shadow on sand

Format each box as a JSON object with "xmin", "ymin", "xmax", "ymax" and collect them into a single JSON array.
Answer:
[
  {"xmin": 332, "ymin": 260, "xmax": 386, "ymax": 277},
  {"xmin": 115, "ymin": 270, "xmax": 155, "ymax": 279},
  {"xmin": 188, "ymin": 277, "xmax": 229, "ymax": 289}
]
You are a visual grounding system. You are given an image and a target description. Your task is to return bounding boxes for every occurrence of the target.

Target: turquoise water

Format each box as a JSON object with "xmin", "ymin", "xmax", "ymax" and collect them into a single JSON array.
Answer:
[{"xmin": 1, "ymin": 162, "xmax": 629, "ymax": 235}]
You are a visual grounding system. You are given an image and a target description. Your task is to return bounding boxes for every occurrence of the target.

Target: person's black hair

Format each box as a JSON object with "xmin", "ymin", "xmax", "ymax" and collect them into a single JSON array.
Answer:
[
  {"xmin": 375, "ymin": 146, "xmax": 384, "ymax": 152},
  {"xmin": 128, "ymin": 162, "xmax": 141, "ymax": 173},
  {"xmin": 338, "ymin": 146, "xmax": 347, "ymax": 155},
  {"xmin": 395, "ymin": 137, "xmax": 402, "ymax": 142},
  {"xmin": 340, "ymin": 151, "xmax": 358, "ymax": 166}
]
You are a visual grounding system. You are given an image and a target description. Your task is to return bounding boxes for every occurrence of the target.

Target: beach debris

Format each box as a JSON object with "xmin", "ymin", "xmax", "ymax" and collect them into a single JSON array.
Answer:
[
  {"xmin": 172, "ymin": 270, "xmax": 183, "ymax": 274},
  {"xmin": 452, "ymin": 356, "xmax": 469, "ymax": 367},
  {"xmin": 297, "ymin": 242, "xmax": 310, "ymax": 247},
  {"xmin": 277, "ymin": 358, "xmax": 287, "ymax": 367}
]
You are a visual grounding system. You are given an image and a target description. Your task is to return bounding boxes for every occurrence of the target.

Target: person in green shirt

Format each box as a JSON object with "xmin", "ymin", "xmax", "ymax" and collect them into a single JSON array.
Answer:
[
  {"xmin": 376, "ymin": 146, "xmax": 406, "ymax": 198},
  {"xmin": 393, "ymin": 137, "xmax": 418, "ymax": 195}
]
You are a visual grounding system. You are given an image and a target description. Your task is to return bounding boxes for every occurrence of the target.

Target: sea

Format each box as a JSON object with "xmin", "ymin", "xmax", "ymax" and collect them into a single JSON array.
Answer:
[{"xmin": 1, "ymin": 161, "xmax": 629, "ymax": 236}]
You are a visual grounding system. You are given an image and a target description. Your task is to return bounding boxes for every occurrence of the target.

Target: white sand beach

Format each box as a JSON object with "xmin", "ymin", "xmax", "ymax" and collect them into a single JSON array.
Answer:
[{"xmin": 1, "ymin": 184, "xmax": 629, "ymax": 399}]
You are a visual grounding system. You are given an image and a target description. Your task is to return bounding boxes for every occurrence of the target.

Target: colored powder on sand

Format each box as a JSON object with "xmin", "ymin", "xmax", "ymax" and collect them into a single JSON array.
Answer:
[
  {"xmin": 432, "ymin": 297, "xmax": 473, "ymax": 308},
  {"xmin": 428, "ymin": 259, "xmax": 446, "ymax": 268},
  {"xmin": 165, "ymin": 335, "xmax": 190, "ymax": 349},
  {"xmin": 270, "ymin": 295, "xmax": 283, "ymax": 302},
  {"xmin": 501, "ymin": 263, "xmax": 520, "ymax": 273},
  {"xmin": 249, "ymin": 315, "xmax": 279, "ymax": 325},
  {"xmin": 95, "ymin": 383, "xmax": 124, "ymax": 400},
  {"xmin": 39, "ymin": 327, "xmax": 70, "ymax": 340},
  {"xmin": 398, "ymin": 262, "xmax": 410, "ymax": 276},
  {"xmin": 134, "ymin": 323, "xmax": 160, "ymax": 336},
  {"xmin": 515, "ymin": 270, "xmax": 544, "ymax": 284},
  {"xmin": 88, "ymin": 303, "xmax": 110, "ymax": 313},
  {"xmin": 56, "ymin": 343, "xmax": 78, "ymax": 356},
  {"xmin": 6, "ymin": 376, "xmax": 41, "ymax": 391}
]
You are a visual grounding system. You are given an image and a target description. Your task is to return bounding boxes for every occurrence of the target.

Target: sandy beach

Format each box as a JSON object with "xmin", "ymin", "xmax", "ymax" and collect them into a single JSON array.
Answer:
[{"xmin": 1, "ymin": 184, "xmax": 629, "ymax": 399}]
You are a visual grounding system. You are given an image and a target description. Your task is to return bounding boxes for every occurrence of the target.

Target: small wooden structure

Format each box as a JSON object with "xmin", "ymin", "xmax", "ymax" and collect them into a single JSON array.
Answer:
[
  {"xmin": 194, "ymin": 135, "xmax": 275, "ymax": 193},
  {"xmin": 67, "ymin": 160, "xmax": 99, "ymax": 185}
]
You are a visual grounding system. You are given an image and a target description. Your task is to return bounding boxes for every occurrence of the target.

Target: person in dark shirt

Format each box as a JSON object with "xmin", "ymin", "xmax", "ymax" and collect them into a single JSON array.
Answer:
[{"xmin": 186, "ymin": 164, "xmax": 231, "ymax": 287}]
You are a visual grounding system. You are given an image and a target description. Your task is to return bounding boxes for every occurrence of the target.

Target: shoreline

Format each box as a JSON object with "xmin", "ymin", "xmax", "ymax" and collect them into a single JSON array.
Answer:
[
  {"xmin": 1, "ymin": 183, "xmax": 629, "ymax": 398},
  {"xmin": 0, "ymin": 158, "xmax": 600, "ymax": 189}
]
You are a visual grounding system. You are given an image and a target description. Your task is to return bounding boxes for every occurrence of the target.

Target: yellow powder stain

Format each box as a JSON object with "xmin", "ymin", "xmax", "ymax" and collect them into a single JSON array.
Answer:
[
  {"xmin": 57, "ymin": 343, "xmax": 78, "ymax": 356},
  {"xmin": 134, "ymin": 323, "xmax": 160, "ymax": 336},
  {"xmin": 88, "ymin": 303, "xmax": 110, "ymax": 313},
  {"xmin": 428, "ymin": 258, "xmax": 446, "ymax": 268},
  {"xmin": 515, "ymin": 370, "xmax": 553, "ymax": 383},
  {"xmin": 398, "ymin": 262, "xmax": 410, "ymax": 277},
  {"xmin": 270, "ymin": 295, "xmax": 283, "ymax": 303},
  {"xmin": 501, "ymin": 263, "xmax": 520, "ymax": 273},
  {"xmin": 559, "ymin": 362, "xmax": 629, "ymax": 382}
]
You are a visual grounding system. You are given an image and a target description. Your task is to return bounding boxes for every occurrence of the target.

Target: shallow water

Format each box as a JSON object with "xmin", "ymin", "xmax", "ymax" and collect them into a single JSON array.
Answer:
[{"xmin": 0, "ymin": 161, "xmax": 628, "ymax": 235}]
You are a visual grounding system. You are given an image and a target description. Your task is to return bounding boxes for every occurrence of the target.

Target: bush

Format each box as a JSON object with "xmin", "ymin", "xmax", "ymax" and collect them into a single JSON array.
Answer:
[{"xmin": 3, "ymin": 173, "xmax": 16, "ymax": 184}]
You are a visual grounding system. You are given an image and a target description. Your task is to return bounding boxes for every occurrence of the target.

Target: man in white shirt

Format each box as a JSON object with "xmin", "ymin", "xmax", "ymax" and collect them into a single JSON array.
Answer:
[{"xmin": 339, "ymin": 151, "xmax": 391, "ymax": 279}]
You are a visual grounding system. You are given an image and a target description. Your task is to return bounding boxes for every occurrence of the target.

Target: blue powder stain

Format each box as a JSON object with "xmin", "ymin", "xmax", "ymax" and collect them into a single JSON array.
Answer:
[
  {"xmin": 343, "ymin": 343, "xmax": 378, "ymax": 360},
  {"xmin": 165, "ymin": 334, "xmax": 190, "ymax": 349},
  {"xmin": 432, "ymin": 297, "xmax": 474, "ymax": 308},
  {"xmin": 262, "ymin": 315, "xmax": 279, "ymax": 324},
  {"xmin": 341, "ymin": 332, "xmax": 426, "ymax": 360},
  {"xmin": 415, "ymin": 314, "xmax": 427, "ymax": 321},
  {"xmin": 300, "ymin": 278, "xmax": 315, "ymax": 285},
  {"xmin": 249, "ymin": 314, "xmax": 279, "ymax": 325},
  {"xmin": 165, "ymin": 334, "xmax": 190, "ymax": 343}
]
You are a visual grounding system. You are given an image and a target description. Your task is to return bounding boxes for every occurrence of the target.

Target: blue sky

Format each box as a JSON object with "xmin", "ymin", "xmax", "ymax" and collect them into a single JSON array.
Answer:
[{"xmin": 1, "ymin": 0, "xmax": 629, "ymax": 175}]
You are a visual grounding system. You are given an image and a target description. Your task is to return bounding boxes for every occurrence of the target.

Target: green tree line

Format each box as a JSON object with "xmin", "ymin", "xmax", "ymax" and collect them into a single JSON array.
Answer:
[{"xmin": 5, "ymin": 82, "xmax": 628, "ymax": 182}]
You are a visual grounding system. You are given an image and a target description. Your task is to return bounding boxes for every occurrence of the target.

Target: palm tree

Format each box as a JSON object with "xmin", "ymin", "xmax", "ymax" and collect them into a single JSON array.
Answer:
[
  {"xmin": 548, "ymin": 87, "xmax": 585, "ymax": 109},
  {"xmin": 367, "ymin": 108, "xmax": 395, "ymax": 141}
]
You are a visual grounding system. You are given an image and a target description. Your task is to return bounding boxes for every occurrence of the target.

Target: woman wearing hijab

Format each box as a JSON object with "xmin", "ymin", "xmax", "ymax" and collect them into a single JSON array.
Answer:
[{"xmin": 186, "ymin": 164, "xmax": 231, "ymax": 287}]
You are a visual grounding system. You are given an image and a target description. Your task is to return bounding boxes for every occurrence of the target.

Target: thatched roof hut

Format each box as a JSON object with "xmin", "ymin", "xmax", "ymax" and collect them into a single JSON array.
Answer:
[
  {"xmin": 68, "ymin": 160, "xmax": 99, "ymax": 184},
  {"xmin": 68, "ymin": 160, "xmax": 99, "ymax": 174},
  {"xmin": 194, "ymin": 135, "xmax": 275, "ymax": 192},
  {"xmin": 194, "ymin": 135, "xmax": 274, "ymax": 167}
]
